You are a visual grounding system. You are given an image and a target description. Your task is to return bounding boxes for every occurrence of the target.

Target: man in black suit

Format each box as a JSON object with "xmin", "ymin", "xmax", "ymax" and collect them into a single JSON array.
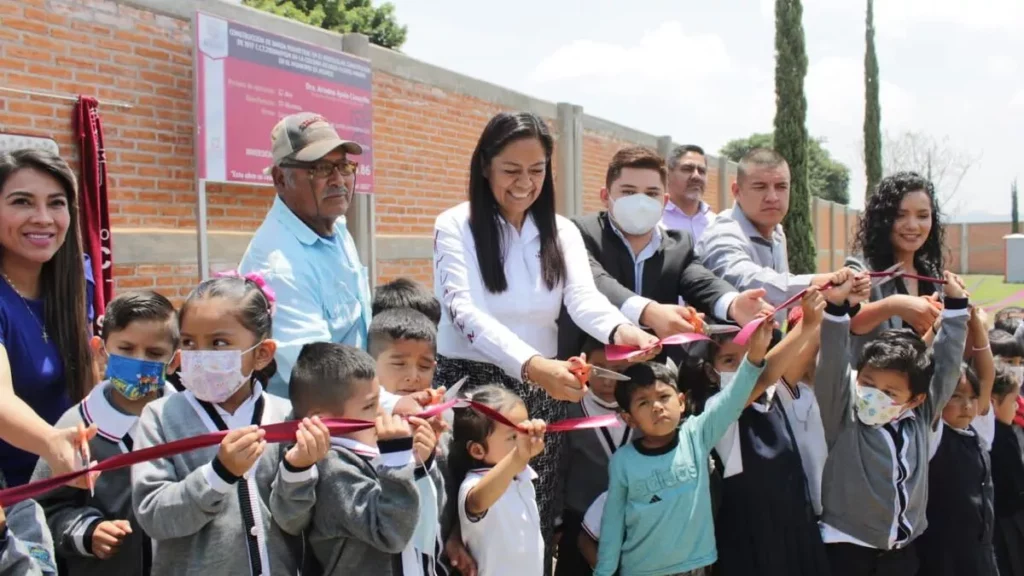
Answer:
[{"xmin": 557, "ymin": 146, "xmax": 771, "ymax": 361}]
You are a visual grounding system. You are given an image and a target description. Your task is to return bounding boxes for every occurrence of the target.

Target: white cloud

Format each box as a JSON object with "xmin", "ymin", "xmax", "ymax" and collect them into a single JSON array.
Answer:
[
  {"xmin": 806, "ymin": 56, "xmax": 915, "ymax": 132},
  {"xmin": 1011, "ymin": 90, "xmax": 1024, "ymax": 110},
  {"xmin": 874, "ymin": 0, "xmax": 1024, "ymax": 32},
  {"xmin": 529, "ymin": 21, "xmax": 731, "ymax": 92},
  {"xmin": 986, "ymin": 54, "xmax": 1018, "ymax": 78}
]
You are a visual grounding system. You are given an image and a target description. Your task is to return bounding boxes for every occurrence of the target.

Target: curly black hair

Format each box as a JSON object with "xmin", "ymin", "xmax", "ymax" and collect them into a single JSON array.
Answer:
[{"xmin": 853, "ymin": 171, "xmax": 945, "ymax": 278}]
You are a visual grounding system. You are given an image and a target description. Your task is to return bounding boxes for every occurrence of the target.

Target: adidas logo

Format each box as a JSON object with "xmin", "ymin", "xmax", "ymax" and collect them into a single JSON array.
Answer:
[{"xmin": 649, "ymin": 495, "xmax": 662, "ymax": 504}]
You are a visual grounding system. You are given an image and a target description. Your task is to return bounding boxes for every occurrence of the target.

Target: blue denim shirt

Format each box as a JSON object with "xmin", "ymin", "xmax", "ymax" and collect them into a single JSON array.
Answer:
[{"xmin": 239, "ymin": 196, "xmax": 371, "ymax": 396}]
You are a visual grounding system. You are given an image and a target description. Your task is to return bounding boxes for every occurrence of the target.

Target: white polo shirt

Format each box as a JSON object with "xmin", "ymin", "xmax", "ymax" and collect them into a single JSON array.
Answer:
[{"xmin": 458, "ymin": 466, "xmax": 543, "ymax": 576}]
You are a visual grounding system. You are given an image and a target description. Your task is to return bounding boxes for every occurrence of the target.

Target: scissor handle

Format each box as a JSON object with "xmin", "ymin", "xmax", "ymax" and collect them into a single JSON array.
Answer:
[
  {"xmin": 685, "ymin": 306, "xmax": 705, "ymax": 334},
  {"xmin": 567, "ymin": 356, "xmax": 591, "ymax": 385}
]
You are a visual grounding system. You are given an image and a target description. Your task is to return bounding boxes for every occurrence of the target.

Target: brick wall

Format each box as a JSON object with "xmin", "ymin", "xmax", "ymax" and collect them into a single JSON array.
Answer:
[{"xmin": 0, "ymin": 0, "xmax": 1014, "ymax": 310}]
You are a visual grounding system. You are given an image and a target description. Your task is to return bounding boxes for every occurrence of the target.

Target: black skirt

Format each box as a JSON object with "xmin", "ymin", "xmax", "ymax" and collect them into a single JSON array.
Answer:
[{"xmin": 714, "ymin": 396, "xmax": 830, "ymax": 576}]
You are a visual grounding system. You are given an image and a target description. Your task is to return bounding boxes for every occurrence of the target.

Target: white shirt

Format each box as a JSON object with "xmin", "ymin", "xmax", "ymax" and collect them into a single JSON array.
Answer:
[
  {"xmin": 458, "ymin": 467, "xmax": 543, "ymax": 576},
  {"xmin": 605, "ymin": 218, "xmax": 737, "ymax": 324},
  {"xmin": 776, "ymin": 381, "xmax": 828, "ymax": 516},
  {"xmin": 582, "ymin": 491, "xmax": 608, "ymax": 541},
  {"xmin": 434, "ymin": 202, "xmax": 630, "ymax": 379},
  {"xmin": 379, "ymin": 389, "xmax": 402, "ymax": 415},
  {"xmin": 928, "ymin": 409, "xmax": 997, "ymax": 460}
]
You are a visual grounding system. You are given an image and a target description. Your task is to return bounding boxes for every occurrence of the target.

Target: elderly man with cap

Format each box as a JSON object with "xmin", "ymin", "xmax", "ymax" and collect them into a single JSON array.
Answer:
[{"xmin": 238, "ymin": 112, "xmax": 370, "ymax": 395}]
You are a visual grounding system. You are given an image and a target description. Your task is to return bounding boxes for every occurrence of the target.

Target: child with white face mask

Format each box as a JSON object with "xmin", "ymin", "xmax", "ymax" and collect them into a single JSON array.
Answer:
[
  {"xmin": 816, "ymin": 269, "xmax": 971, "ymax": 576},
  {"xmin": 131, "ymin": 275, "xmax": 330, "ymax": 576}
]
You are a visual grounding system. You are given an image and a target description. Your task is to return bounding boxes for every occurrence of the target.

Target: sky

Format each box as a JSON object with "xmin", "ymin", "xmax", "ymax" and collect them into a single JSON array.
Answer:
[{"xmin": 376, "ymin": 0, "xmax": 1023, "ymax": 220}]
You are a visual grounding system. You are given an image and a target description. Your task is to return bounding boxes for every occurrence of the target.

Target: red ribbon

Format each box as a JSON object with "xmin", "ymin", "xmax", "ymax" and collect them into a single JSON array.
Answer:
[
  {"xmin": 0, "ymin": 399, "xmax": 620, "ymax": 507},
  {"xmin": 607, "ymin": 269, "xmax": 951, "ymax": 353}
]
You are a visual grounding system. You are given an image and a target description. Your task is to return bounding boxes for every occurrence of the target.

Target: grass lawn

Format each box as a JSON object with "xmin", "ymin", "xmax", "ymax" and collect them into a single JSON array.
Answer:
[{"xmin": 963, "ymin": 275, "xmax": 1024, "ymax": 311}]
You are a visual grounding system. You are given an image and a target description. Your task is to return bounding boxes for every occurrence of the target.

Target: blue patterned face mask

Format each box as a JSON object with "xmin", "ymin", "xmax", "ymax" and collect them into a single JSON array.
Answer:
[{"xmin": 105, "ymin": 353, "xmax": 166, "ymax": 401}]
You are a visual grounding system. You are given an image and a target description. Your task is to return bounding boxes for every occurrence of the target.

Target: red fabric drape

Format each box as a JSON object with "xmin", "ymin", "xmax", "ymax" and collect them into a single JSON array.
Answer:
[{"xmin": 74, "ymin": 96, "xmax": 112, "ymax": 332}]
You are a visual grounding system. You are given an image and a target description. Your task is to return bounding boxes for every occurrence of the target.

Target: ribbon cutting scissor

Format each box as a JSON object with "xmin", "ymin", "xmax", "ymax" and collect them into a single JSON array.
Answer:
[
  {"xmin": 868, "ymin": 262, "xmax": 946, "ymax": 305},
  {"xmin": 568, "ymin": 356, "xmax": 630, "ymax": 385},
  {"xmin": 687, "ymin": 307, "xmax": 741, "ymax": 336},
  {"xmin": 77, "ymin": 425, "xmax": 94, "ymax": 496}
]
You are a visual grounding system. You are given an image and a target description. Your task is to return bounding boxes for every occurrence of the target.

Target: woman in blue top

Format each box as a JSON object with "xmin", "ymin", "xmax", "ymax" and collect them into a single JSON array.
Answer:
[{"xmin": 0, "ymin": 149, "xmax": 96, "ymax": 487}]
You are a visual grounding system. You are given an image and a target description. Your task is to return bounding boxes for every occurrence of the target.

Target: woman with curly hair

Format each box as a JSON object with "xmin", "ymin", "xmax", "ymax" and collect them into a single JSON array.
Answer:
[{"xmin": 845, "ymin": 171, "xmax": 947, "ymax": 343}]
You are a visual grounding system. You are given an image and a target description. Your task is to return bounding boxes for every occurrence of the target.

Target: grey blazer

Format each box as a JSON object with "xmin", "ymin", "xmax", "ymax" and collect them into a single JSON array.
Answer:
[{"xmin": 845, "ymin": 255, "xmax": 940, "ymax": 361}]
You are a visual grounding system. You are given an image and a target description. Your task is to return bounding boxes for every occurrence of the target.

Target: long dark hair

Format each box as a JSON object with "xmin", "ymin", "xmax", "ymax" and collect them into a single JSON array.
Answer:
[
  {"xmin": 853, "ymin": 171, "xmax": 945, "ymax": 277},
  {"xmin": 0, "ymin": 149, "xmax": 94, "ymax": 402},
  {"xmin": 468, "ymin": 112, "xmax": 565, "ymax": 293},
  {"xmin": 675, "ymin": 340, "xmax": 723, "ymax": 417},
  {"xmin": 446, "ymin": 385, "xmax": 524, "ymax": 511},
  {"xmin": 179, "ymin": 276, "xmax": 278, "ymax": 386}
]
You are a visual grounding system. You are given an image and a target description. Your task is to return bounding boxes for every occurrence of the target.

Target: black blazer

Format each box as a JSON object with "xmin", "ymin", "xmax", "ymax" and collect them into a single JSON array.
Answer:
[{"xmin": 556, "ymin": 212, "xmax": 736, "ymax": 359}]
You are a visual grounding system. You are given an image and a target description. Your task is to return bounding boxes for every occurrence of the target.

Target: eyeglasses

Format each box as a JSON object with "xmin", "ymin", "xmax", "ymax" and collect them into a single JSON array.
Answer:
[{"xmin": 280, "ymin": 159, "xmax": 359, "ymax": 179}]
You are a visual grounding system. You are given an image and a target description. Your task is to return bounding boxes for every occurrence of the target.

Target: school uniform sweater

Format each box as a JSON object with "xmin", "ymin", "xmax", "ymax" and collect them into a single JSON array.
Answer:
[
  {"xmin": 0, "ymin": 499, "xmax": 57, "ymax": 576},
  {"xmin": 917, "ymin": 422, "xmax": 998, "ymax": 576},
  {"xmin": 816, "ymin": 301, "xmax": 969, "ymax": 550},
  {"xmin": 131, "ymin": 386, "xmax": 306, "ymax": 576},
  {"xmin": 561, "ymin": 392, "xmax": 633, "ymax": 516},
  {"xmin": 594, "ymin": 356, "xmax": 765, "ymax": 576},
  {"xmin": 991, "ymin": 420, "xmax": 1024, "ymax": 576},
  {"xmin": 274, "ymin": 437, "xmax": 421, "ymax": 575},
  {"xmin": 31, "ymin": 382, "xmax": 175, "ymax": 575}
]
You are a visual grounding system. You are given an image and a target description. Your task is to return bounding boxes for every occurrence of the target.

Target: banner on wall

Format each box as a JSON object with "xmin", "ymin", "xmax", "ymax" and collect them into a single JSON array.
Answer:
[{"xmin": 194, "ymin": 12, "xmax": 374, "ymax": 193}]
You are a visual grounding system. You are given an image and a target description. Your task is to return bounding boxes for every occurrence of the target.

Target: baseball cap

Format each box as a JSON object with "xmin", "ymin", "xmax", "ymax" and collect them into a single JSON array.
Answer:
[{"xmin": 264, "ymin": 112, "xmax": 363, "ymax": 174}]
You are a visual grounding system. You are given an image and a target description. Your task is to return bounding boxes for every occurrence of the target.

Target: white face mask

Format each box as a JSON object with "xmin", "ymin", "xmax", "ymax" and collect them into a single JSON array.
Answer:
[
  {"xmin": 854, "ymin": 385, "xmax": 905, "ymax": 426},
  {"xmin": 611, "ymin": 193, "xmax": 663, "ymax": 235},
  {"xmin": 180, "ymin": 343, "xmax": 260, "ymax": 404},
  {"xmin": 718, "ymin": 370, "xmax": 737, "ymax": 389}
]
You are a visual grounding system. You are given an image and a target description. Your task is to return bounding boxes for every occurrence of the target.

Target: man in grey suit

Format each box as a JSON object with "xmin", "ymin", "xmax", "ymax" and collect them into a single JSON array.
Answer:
[
  {"xmin": 696, "ymin": 148, "xmax": 835, "ymax": 324},
  {"xmin": 557, "ymin": 146, "xmax": 770, "ymax": 361}
]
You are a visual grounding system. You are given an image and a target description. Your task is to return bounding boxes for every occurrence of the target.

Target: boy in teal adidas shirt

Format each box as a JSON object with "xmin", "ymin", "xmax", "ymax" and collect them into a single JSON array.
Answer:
[{"xmin": 594, "ymin": 319, "xmax": 773, "ymax": 576}]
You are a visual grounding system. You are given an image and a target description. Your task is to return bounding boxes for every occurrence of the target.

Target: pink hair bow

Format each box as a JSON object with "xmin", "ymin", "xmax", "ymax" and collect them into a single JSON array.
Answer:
[{"xmin": 215, "ymin": 270, "xmax": 277, "ymax": 315}]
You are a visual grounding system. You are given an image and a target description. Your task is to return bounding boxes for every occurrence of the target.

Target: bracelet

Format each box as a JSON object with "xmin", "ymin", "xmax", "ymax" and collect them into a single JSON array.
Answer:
[
  {"xmin": 608, "ymin": 324, "xmax": 622, "ymax": 345},
  {"xmin": 972, "ymin": 344, "xmax": 991, "ymax": 352},
  {"xmin": 521, "ymin": 355, "xmax": 539, "ymax": 385}
]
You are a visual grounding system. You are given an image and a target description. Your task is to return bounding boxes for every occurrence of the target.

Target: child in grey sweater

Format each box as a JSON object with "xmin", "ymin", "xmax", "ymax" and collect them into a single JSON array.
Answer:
[
  {"xmin": 131, "ymin": 276, "xmax": 327, "ymax": 576},
  {"xmin": 816, "ymin": 269, "xmax": 970, "ymax": 576},
  {"xmin": 0, "ymin": 499, "xmax": 57, "ymax": 576},
  {"xmin": 272, "ymin": 342, "xmax": 434, "ymax": 575},
  {"xmin": 32, "ymin": 291, "xmax": 179, "ymax": 576}
]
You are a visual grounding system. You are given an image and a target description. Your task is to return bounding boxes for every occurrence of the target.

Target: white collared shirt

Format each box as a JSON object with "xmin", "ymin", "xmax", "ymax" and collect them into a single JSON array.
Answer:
[
  {"xmin": 662, "ymin": 200, "xmax": 716, "ymax": 242},
  {"xmin": 605, "ymin": 217, "xmax": 737, "ymax": 323},
  {"xmin": 459, "ymin": 466, "xmax": 543, "ymax": 576},
  {"xmin": 434, "ymin": 202, "xmax": 629, "ymax": 378}
]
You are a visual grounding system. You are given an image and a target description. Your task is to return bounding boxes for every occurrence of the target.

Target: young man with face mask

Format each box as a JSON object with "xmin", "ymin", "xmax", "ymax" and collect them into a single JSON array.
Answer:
[
  {"xmin": 815, "ymin": 268, "xmax": 971, "ymax": 576},
  {"xmin": 556, "ymin": 146, "xmax": 772, "ymax": 359}
]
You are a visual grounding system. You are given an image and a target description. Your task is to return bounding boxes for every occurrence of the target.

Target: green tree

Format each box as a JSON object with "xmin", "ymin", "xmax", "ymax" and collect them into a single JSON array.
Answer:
[
  {"xmin": 242, "ymin": 0, "xmax": 408, "ymax": 50},
  {"xmin": 863, "ymin": 0, "xmax": 882, "ymax": 201},
  {"xmin": 720, "ymin": 132, "xmax": 851, "ymax": 205},
  {"xmin": 774, "ymin": 0, "xmax": 815, "ymax": 274},
  {"xmin": 1013, "ymin": 179, "xmax": 1020, "ymax": 234}
]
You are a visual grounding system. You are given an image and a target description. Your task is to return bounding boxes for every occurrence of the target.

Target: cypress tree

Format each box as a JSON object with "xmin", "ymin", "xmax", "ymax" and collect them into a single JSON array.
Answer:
[
  {"xmin": 774, "ymin": 0, "xmax": 816, "ymax": 274},
  {"xmin": 1013, "ymin": 179, "xmax": 1020, "ymax": 234},
  {"xmin": 864, "ymin": 0, "xmax": 882, "ymax": 200}
]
